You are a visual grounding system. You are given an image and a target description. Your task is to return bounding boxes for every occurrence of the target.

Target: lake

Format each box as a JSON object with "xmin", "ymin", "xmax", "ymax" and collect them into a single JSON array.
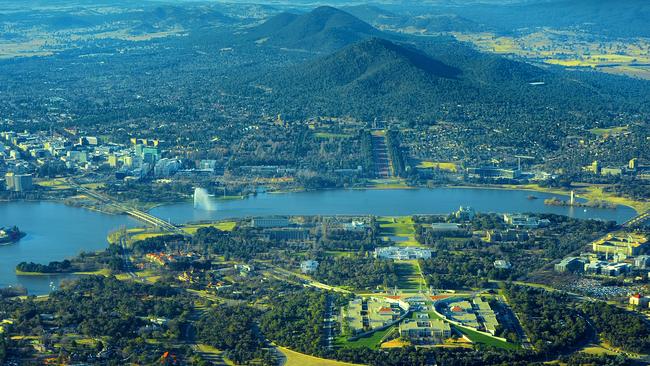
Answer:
[
  {"xmin": 151, "ymin": 187, "xmax": 636, "ymax": 224},
  {"xmin": 1, "ymin": 188, "xmax": 638, "ymax": 295},
  {"xmin": 0, "ymin": 201, "xmax": 135, "ymax": 295}
]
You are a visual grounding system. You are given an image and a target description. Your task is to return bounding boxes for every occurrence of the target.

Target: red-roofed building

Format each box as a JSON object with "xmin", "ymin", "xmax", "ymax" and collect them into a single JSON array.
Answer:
[
  {"xmin": 630, "ymin": 293, "xmax": 650, "ymax": 307},
  {"xmin": 430, "ymin": 295, "xmax": 452, "ymax": 301}
]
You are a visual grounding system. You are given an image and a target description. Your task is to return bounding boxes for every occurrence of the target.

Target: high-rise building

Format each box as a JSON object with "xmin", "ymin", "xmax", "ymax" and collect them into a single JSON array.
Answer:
[
  {"xmin": 108, "ymin": 155, "xmax": 118, "ymax": 168},
  {"xmin": 4, "ymin": 172, "xmax": 14, "ymax": 190},
  {"xmin": 154, "ymin": 158, "xmax": 181, "ymax": 177},
  {"xmin": 142, "ymin": 147, "xmax": 160, "ymax": 164},
  {"xmin": 13, "ymin": 174, "xmax": 33, "ymax": 192},
  {"xmin": 5, "ymin": 173, "xmax": 32, "ymax": 192}
]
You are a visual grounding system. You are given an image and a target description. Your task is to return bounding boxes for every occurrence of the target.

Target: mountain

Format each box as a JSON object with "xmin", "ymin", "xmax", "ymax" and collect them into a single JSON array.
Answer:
[
  {"xmin": 254, "ymin": 36, "xmax": 650, "ymax": 123},
  {"xmin": 257, "ymin": 37, "xmax": 534, "ymax": 121},
  {"xmin": 271, "ymin": 37, "xmax": 462, "ymax": 85},
  {"xmin": 243, "ymin": 6, "xmax": 381, "ymax": 52}
]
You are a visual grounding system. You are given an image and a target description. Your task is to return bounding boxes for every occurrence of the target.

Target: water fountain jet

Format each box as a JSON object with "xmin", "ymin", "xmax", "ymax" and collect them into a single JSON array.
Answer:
[{"xmin": 193, "ymin": 187, "xmax": 216, "ymax": 211}]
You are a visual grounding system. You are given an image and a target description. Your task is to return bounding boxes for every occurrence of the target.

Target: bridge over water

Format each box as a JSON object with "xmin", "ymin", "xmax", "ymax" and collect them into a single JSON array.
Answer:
[
  {"xmin": 622, "ymin": 211, "xmax": 650, "ymax": 228},
  {"xmin": 69, "ymin": 180, "xmax": 189, "ymax": 236}
]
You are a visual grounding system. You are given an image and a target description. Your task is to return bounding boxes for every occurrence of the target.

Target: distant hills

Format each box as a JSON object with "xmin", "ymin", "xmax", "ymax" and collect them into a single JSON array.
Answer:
[
  {"xmin": 339, "ymin": 1, "xmax": 649, "ymax": 38},
  {"xmin": 432, "ymin": 0, "xmax": 650, "ymax": 37},
  {"xmin": 2, "ymin": 4, "xmax": 235, "ymax": 32},
  {"xmin": 243, "ymin": 6, "xmax": 381, "ymax": 52},
  {"xmin": 342, "ymin": 5, "xmax": 482, "ymax": 33}
]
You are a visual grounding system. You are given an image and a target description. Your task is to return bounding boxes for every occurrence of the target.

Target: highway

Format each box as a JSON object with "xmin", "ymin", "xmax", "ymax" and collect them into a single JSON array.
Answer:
[
  {"xmin": 498, "ymin": 295, "xmax": 533, "ymax": 350},
  {"xmin": 323, "ymin": 294, "xmax": 336, "ymax": 350},
  {"xmin": 622, "ymin": 210, "xmax": 650, "ymax": 228},
  {"xmin": 68, "ymin": 179, "xmax": 189, "ymax": 236},
  {"xmin": 260, "ymin": 262, "xmax": 352, "ymax": 294}
]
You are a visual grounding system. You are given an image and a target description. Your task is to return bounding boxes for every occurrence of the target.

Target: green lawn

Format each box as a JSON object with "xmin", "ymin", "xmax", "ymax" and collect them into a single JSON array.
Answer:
[
  {"xmin": 589, "ymin": 126, "xmax": 628, "ymax": 136},
  {"xmin": 394, "ymin": 260, "xmax": 425, "ymax": 290},
  {"xmin": 336, "ymin": 327, "xmax": 394, "ymax": 349},
  {"xmin": 314, "ymin": 132, "xmax": 353, "ymax": 139},
  {"xmin": 377, "ymin": 216, "xmax": 422, "ymax": 247},
  {"xmin": 182, "ymin": 221, "xmax": 237, "ymax": 235},
  {"xmin": 456, "ymin": 326, "xmax": 519, "ymax": 350},
  {"xmin": 325, "ymin": 251, "xmax": 356, "ymax": 258}
]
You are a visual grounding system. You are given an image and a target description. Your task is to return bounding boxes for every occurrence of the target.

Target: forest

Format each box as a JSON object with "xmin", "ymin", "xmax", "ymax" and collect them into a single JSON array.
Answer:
[
  {"xmin": 504, "ymin": 285, "xmax": 589, "ymax": 356},
  {"xmin": 260, "ymin": 290, "xmax": 328, "ymax": 354},
  {"xmin": 313, "ymin": 257, "xmax": 400, "ymax": 289},
  {"xmin": 16, "ymin": 260, "xmax": 73, "ymax": 274},
  {"xmin": 195, "ymin": 305, "xmax": 273, "ymax": 365},
  {"xmin": 1, "ymin": 277, "xmax": 191, "ymax": 364},
  {"xmin": 580, "ymin": 302, "xmax": 650, "ymax": 354}
]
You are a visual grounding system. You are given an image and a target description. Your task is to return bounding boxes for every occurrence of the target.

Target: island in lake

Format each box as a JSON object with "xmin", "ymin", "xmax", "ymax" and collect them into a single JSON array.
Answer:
[
  {"xmin": 0, "ymin": 226, "xmax": 25, "ymax": 245},
  {"xmin": 544, "ymin": 197, "xmax": 616, "ymax": 209}
]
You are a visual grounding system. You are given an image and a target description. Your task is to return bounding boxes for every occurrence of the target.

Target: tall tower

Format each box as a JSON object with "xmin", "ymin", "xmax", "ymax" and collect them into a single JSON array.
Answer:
[
  {"xmin": 570, "ymin": 191, "xmax": 575, "ymax": 206},
  {"xmin": 629, "ymin": 158, "xmax": 638, "ymax": 170}
]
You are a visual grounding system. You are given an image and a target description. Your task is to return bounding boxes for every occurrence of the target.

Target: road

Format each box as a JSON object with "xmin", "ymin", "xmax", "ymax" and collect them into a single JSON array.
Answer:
[
  {"xmin": 68, "ymin": 178, "xmax": 189, "ymax": 236},
  {"xmin": 622, "ymin": 210, "xmax": 650, "ymax": 228},
  {"xmin": 323, "ymin": 294, "xmax": 336, "ymax": 350},
  {"xmin": 119, "ymin": 235, "xmax": 137, "ymax": 278},
  {"xmin": 180, "ymin": 307, "xmax": 228, "ymax": 365},
  {"xmin": 498, "ymin": 295, "xmax": 533, "ymax": 350},
  {"xmin": 260, "ymin": 263, "xmax": 352, "ymax": 294}
]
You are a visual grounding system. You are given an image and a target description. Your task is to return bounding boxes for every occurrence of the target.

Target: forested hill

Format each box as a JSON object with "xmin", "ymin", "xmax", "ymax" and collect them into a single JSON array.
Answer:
[
  {"xmin": 241, "ymin": 6, "xmax": 381, "ymax": 52},
  {"xmin": 258, "ymin": 37, "xmax": 466, "ymax": 121},
  {"xmin": 254, "ymin": 36, "xmax": 650, "ymax": 125}
]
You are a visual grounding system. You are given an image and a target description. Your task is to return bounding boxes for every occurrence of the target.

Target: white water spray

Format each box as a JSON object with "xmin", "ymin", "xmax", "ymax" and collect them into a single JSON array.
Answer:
[{"xmin": 193, "ymin": 188, "xmax": 216, "ymax": 211}]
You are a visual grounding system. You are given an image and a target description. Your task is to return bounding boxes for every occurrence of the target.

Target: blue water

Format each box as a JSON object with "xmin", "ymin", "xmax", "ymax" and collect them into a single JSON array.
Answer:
[
  {"xmin": 151, "ymin": 188, "xmax": 636, "ymax": 224},
  {"xmin": 1, "ymin": 188, "xmax": 637, "ymax": 295},
  {"xmin": 0, "ymin": 201, "xmax": 135, "ymax": 295}
]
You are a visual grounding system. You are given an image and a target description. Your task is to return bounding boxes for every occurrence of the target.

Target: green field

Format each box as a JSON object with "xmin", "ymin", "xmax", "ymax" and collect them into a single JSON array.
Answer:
[
  {"xmin": 182, "ymin": 221, "xmax": 237, "ymax": 235},
  {"xmin": 416, "ymin": 161, "xmax": 458, "ymax": 172},
  {"xmin": 377, "ymin": 216, "xmax": 422, "ymax": 246},
  {"xmin": 325, "ymin": 251, "xmax": 356, "ymax": 258},
  {"xmin": 314, "ymin": 132, "xmax": 353, "ymax": 139},
  {"xmin": 395, "ymin": 260, "xmax": 426, "ymax": 290},
  {"xmin": 589, "ymin": 126, "xmax": 629, "ymax": 136},
  {"xmin": 456, "ymin": 326, "xmax": 519, "ymax": 350},
  {"xmin": 336, "ymin": 327, "xmax": 394, "ymax": 349}
]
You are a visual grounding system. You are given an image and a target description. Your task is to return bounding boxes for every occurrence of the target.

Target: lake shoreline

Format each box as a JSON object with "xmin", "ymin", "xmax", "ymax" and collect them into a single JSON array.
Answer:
[
  {"xmin": 2, "ymin": 182, "xmax": 643, "ymax": 217},
  {"xmin": 2, "ymin": 187, "xmax": 638, "ymax": 295}
]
